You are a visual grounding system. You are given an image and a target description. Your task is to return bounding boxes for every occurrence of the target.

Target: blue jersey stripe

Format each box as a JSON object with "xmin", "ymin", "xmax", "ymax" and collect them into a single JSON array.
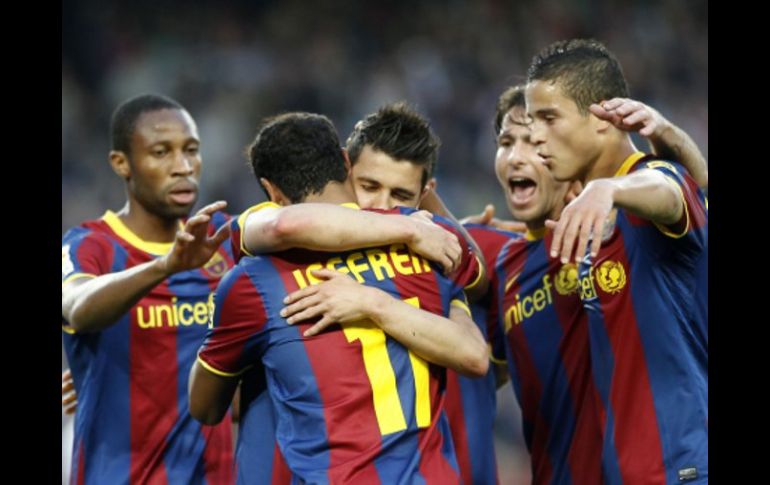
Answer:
[
  {"xmin": 236, "ymin": 368, "xmax": 281, "ymax": 484},
  {"xmin": 165, "ymin": 269, "xmax": 216, "ymax": 484}
]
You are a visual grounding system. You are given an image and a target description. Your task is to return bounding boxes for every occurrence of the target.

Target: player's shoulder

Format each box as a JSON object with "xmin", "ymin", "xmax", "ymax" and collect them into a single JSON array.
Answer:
[
  {"xmin": 217, "ymin": 262, "xmax": 257, "ymax": 298},
  {"xmin": 62, "ymin": 218, "xmax": 114, "ymax": 246},
  {"xmin": 630, "ymin": 154, "xmax": 689, "ymax": 179},
  {"xmin": 496, "ymin": 231, "xmax": 538, "ymax": 259},
  {"xmin": 209, "ymin": 210, "xmax": 232, "ymax": 230},
  {"xmin": 463, "ymin": 222, "xmax": 523, "ymax": 239}
]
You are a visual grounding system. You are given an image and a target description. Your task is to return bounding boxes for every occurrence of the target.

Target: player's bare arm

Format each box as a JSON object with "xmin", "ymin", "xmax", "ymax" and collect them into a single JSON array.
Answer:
[
  {"xmin": 242, "ymin": 203, "xmax": 461, "ymax": 273},
  {"xmin": 62, "ymin": 201, "xmax": 230, "ymax": 333},
  {"xmin": 590, "ymin": 98, "xmax": 708, "ymax": 188},
  {"xmin": 546, "ymin": 171, "xmax": 683, "ymax": 263},
  {"xmin": 281, "ymin": 268, "xmax": 489, "ymax": 377},
  {"xmin": 188, "ymin": 361, "xmax": 240, "ymax": 425}
]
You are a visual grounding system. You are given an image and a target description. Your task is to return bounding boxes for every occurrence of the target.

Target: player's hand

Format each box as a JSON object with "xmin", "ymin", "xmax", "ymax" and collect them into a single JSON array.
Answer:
[
  {"xmin": 460, "ymin": 205, "xmax": 527, "ymax": 234},
  {"xmin": 159, "ymin": 201, "xmax": 231, "ymax": 274},
  {"xmin": 546, "ymin": 179, "xmax": 614, "ymax": 264},
  {"xmin": 281, "ymin": 269, "xmax": 381, "ymax": 337},
  {"xmin": 406, "ymin": 213, "xmax": 461, "ymax": 273},
  {"xmin": 590, "ymin": 98, "xmax": 668, "ymax": 138},
  {"xmin": 62, "ymin": 369, "xmax": 77, "ymax": 415}
]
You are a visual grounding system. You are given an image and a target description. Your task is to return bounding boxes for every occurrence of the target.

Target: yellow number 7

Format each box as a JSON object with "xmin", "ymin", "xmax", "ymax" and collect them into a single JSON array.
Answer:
[{"xmin": 342, "ymin": 297, "xmax": 431, "ymax": 436}]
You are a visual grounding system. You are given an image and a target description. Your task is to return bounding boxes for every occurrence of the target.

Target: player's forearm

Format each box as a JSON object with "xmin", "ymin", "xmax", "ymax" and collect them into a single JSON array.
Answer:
[
  {"xmin": 648, "ymin": 123, "xmax": 708, "ymax": 188},
  {"xmin": 608, "ymin": 170, "xmax": 683, "ymax": 225},
  {"xmin": 368, "ymin": 291, "xmax": 489, "ymax": 377},
  {"xmin": 244, "ymin": 204, "xmax": 418, "ymax": 254},
  {"xmin": 62, "ymin": 258, "xmax": 171, "ymax": 333}
]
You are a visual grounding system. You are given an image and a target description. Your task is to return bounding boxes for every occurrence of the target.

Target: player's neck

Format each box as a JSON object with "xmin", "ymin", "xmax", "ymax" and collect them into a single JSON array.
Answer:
[
  {"xmin": 116, "ymin": 201, "xmax": 180, "ymax": 243},
  {"xmin": 303, "ymin": 180, "xmax": 357, "ymax": 205},
  {"xmin": 585, "ymin": 134, "xmax": 638, "ymax": 181}
]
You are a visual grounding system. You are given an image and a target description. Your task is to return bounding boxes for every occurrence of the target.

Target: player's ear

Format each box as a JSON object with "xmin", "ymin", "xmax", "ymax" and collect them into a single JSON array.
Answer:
[
  {"xmin": 418, "ymin": 177, "xmax": 437, "ymax": 204},
  {"xmin": 109, "ymin": 151, "xmax": 131, "ymax": 180},
  {"xmin": 341, "ymin": 148, "xmax": 352, "ymax": 176},
  {"xmin": 259, "ymin": 177, "xmax": 291, "ymax": 206}
]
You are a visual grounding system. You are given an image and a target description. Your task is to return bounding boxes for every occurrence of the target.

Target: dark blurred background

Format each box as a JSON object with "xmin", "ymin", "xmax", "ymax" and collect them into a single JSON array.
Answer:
[{"xmin": 62, "ymin": 1, "xmax": 707, "ymax": 482}]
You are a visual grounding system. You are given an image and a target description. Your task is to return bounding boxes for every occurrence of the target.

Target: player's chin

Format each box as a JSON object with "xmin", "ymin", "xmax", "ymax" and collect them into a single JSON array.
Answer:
[
  {"xmin": 509, "ymin": 207, "xmax": 538, "ymax": 224},
  {"xmin": 165, "ymin": 202, "xmax": 197, "ymax": 219}
]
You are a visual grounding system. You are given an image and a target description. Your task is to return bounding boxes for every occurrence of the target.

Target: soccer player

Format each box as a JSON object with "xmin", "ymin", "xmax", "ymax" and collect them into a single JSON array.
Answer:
[
  {"xmin": 61, "ymin": 94, "xmax": 234, "ymax": 484},
  {"xmin": 236, "ymin": 102, "xmax": 501, "ymax": 484},
  {"xmin": 468, "ymin": 81, "xmax": 709, "ymax": 483},
  {"xmin": 525, "ymin": 39, "xmax": 708, "ymax": 483},
  {"xmin": 345, "ymin": 103, "xmax": 503, "ymax": 484},
  {"xmin": 491, "ymin": 85, "xmax": 603, "ymax": 484},
  {"xmin": 189, "ymin": 112, "xmax": 489, "ymax": 483}
]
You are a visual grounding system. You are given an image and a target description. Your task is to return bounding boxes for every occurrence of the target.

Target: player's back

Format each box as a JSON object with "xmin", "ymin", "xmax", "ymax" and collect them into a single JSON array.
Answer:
[{"xmin": 211, "ymin": 241, "xmax": 466, "ymax": 484}]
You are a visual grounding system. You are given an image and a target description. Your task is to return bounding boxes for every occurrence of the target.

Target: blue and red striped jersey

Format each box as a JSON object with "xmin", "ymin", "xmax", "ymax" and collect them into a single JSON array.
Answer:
[
  {"xmin": 441, "ymin": 223, "xmax": 521, "ymax": 485},
  {"xmin": 61, "ymin": 210, "xmax": 235, "ymax": 485},
  {"xmin": 494, "ymin": 228, "xmax": 604, "ymax": 485},
  {"xmin": 576, "ymin": 153, "xmax": 708, "ymax": 484},
  {"xmin": 199, "ymin": 207, "xmax": 482, "ymax": 484}
]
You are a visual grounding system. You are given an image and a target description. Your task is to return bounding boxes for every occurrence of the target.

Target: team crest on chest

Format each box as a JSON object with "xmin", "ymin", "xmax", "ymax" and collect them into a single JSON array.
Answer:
[
  {"xmin": 203, "ymin": 252, "xmax": 228, "ymax": 278},
  {"xmin": 594, "ymin": 260, "xmax": 627, "ymax": 294}
]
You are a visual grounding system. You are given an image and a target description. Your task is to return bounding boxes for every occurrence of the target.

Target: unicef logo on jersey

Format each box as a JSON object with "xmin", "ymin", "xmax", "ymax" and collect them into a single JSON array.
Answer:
[
  {"xmin": 577, "ymin": 262, "xmax": 598, "ymax": 303},
  {"xmin": 203, "ymin": 252, "xmax": 228, "ymax": 279}
]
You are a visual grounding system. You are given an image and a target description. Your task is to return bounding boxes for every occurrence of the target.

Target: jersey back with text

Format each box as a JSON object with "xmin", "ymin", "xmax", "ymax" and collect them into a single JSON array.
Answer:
[{"xmin": 200, "ymin": 208, "xmax": 480, "ymax": 484}]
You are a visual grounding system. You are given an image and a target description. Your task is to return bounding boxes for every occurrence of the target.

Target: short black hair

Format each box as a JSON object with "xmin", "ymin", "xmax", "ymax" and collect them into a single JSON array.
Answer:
[
  {"xmin": 346, "ymin": 102, "xmax": 440, "ymax": 187},
  {"xmin": 248, "ymin": 112, "xmax": 348, "ymax": 203},
  {"xmin": 494, "ymin": 85, "xmax": 526, "ymax": 135},
  {"xmin": 527, "ymin": 39, "xmax": 629, "ymax": 114},
  {"xmin": 111, "ymin": 94, "xmax": 185, "ymax": 155}
]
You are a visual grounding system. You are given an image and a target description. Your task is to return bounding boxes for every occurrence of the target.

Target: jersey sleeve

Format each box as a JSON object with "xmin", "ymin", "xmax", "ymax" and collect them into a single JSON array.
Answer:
[
  {"xmin": 432, "ymin": 216, "xmax": 484, "ymax": 293},
  {"xmin": 630, "ymin": 159, "xmax": 707, "ymax": 239},
  {"xmin": 197, "ymin": 265, "xmax": 270, "ymax": 377},
  {"xmin": 229, "ymin": 202, "xmax": 282, "ymax": 262},
  {"xmin": 449, "ymin": 289, "xmax": 471, "ymax": 317},
  {"xmin": 61, "ymin": 227, "xmax": 117, "ymax": 285},
  {"xmin": 209, "ymin": 211, "xmax": 235, "ymax": 260},
  {"xmin": 464, "ymin": 224, "xmax": 522, "ymax": 352}
]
